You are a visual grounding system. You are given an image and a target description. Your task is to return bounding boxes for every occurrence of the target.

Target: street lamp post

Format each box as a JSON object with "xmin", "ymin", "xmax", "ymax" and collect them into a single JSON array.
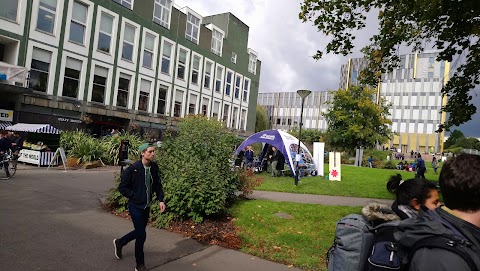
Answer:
[{"xmin": 295, "ymin": 89, "xmax": 312, "ymax": 186}]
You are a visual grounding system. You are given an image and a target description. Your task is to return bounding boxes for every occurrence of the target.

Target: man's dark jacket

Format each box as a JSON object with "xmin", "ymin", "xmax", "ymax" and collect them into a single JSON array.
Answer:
[
  {"xmin": 394, "ymin": 206, "xmax": 480, "ymax": 271},
  {"xmin": 119, "ymin": 160, "xmax": 164, "ymax": 209}
]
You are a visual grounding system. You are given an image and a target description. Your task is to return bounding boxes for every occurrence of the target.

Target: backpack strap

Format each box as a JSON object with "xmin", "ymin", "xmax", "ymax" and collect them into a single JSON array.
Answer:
[{"xmin": 409, "ymin": 235, "xmax": 478, "ymax": 271}]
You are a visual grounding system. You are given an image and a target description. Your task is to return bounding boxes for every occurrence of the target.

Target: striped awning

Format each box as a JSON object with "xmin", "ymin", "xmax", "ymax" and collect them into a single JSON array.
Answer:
[
  {"xmin": 5, "ymin": 123, "xmax": 61, "ymax": 134},
  {"xmin": 0, "ymin": 121, "xmax": 12, "ymax": 130}
]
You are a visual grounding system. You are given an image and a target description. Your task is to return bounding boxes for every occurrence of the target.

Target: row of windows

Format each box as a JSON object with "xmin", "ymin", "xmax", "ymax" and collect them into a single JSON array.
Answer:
[
  {"xmin": 28, "ymin": 46, "xmax": 250, "ymax": 129},
  {"xmin": 0, "ymin": 0, "xmax": 258, "ymax": 75}
]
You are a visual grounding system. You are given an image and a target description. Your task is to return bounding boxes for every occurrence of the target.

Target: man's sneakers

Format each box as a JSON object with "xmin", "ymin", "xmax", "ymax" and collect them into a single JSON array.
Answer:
[
  {"xmin": 135, "ymin": 263, "xmax": 147, "ymax": 271},
  {"xmin": 113, "ymin": 239, "xmax": 122, "ymax": 259}
]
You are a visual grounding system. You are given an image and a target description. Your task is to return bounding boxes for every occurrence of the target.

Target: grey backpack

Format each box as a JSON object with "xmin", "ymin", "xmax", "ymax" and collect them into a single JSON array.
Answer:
[{"xmin": 327, "ymin": 214, "xmax": 401, "ymax": 271}]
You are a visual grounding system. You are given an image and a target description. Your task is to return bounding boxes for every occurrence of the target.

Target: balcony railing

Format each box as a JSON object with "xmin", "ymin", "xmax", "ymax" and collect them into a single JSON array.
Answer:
[{"xmin": 0, "ymin": 61, "xmax": 29, "ymax": 87}]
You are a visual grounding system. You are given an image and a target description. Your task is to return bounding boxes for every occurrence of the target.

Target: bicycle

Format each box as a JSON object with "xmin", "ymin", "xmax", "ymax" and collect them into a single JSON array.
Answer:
[{"xmin": 1, "ymin": 150, "xmax": 17, "ymax": 179}]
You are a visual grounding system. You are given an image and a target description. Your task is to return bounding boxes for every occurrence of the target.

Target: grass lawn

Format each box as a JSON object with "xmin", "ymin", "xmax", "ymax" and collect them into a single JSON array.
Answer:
[
  {"xmin": 231, "ymin": 199, "xmax": 361, "ymax": 271},
  {"xmin": 255, "ymin": 163, "xmax": 441, "ymax": 199}
]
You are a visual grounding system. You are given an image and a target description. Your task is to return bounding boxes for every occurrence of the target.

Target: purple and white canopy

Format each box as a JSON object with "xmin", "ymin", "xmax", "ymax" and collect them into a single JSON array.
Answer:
[{"xmin": 235, "ymin": 129, "xmax": 317, "ymax": 175}]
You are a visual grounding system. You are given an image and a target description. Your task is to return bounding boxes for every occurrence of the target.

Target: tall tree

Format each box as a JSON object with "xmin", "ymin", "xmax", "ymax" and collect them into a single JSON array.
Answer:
[
  {"xmin": 444, "ymin": 129, "xmax": 465, "ymax": 149},
  {"xmin": 299, "ymin": 0, "xmax": 480, "ymax": 131},
  {"xmin": 255, "ymin": 105, "xmax": 269, "ymax": 132},
  {"xmin": 324, "ymin": 86, "xmax": 392, "ymax": 151}
]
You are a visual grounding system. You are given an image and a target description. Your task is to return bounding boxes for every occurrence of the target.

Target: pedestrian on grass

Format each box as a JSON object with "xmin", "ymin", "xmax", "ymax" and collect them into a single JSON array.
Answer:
[
  {"xmin": 114, "ymin": 143, "xmax": 166, "ymax": 271},
  {"xmin": 432, "ymin": 156, "xmax": 439, "ymax": 174},
  {"xmin": 368, "ymin": 156, "xmax": 373, "ymax": 168},
  {"xmin": 415, "ymin": 154, "xmax": 426, "ymax": 179}
]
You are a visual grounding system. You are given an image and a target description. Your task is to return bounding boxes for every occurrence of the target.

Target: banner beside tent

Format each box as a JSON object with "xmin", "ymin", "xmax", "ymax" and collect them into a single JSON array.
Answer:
[{"xmin": 235, "ymin": 130, "xmax": 317, "ymax": 176}]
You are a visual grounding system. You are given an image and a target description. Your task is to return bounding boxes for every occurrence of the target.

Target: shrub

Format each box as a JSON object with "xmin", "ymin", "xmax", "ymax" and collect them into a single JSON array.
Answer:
[
  {"xmin": 101, "ymin": 132, "xmax": 143, "ymax": 165},
  {"xmin": 69, "ymin": 136, "xmax": 104, "ymax": 164},
  {"xmin": 60, "ymin": 130, "xmax": 90, "ymax": 152},
  {"xmin": 235, "ymin": 168, "xmax": 264, "ymax": 197},
  {"xmin": 156, "ymin": 115, "xmax": 240, "ymax": 224},
  {"xmin": 383, "ymin": 160, "xmax": 397, "ymax": 169}
]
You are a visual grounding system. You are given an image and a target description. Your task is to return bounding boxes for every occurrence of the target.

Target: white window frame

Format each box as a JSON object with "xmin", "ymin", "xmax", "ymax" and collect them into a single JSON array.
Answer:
[
  {"xmin": 212, "ymin": 100, "xmax": 220, "ymax": 121},
  {"xmin": 185, "ymin": 9, "xmax": 201, "ymax": 44},
  {"xmin": 188, "ymin": 93, "xmax": 198, "ymax": 115},
  {"xmin": 90, "ymin": 64, "xmax": 109, "ymax": 104},
  {"xmin": 1, "ymin": 0, "xmax": 19, "ymax": 22},
  {"xmin": 36, "ymin": 0, "xmax": 57, "ymax": 34},
  {"xmin": 112, "ymin": 0, "xmax": 133, "ymax": 10},
  {"xmin": 160, "ymin": 38, "xmax": 174, "ymax": 75},
  {"xmin": 155, "ymin": 83, "xmax": 169, "ymax": 115},
  {"xmin": 29, "ymin": 46, "xmax": 52, "ymax": 94},
  {"xmin": 191, "ymin": 54, "xmax": 201, "ymax": 85},
  {"xmin": 231, "ymin": 52, "xmax": 237, "ymax": 64},
  {"xmin": 242, "ymin": 78, "xmax": 250, "ymax": 103},
  {"xmin": 210, "ymin": 27, "xmax": 224, "ymax": 56},
  {"xmin": 203, "ymin": 60, "xmax": 213, "ymax": 89},
  {"xmin": 214, "ymin": 65, "xmax": 224, "ymax": 94},
  {"xmin": 231, "ymin": 106, "xmax": 239, "ymax": 129},
  {"xmin": 177, "ymin": 48, "xmax": 188, "ymax": 80},
  {"xmin": 97, "ymin": 11, "xmax": 114, "ymax": 54},
  {"xmin": 234, "ymin": 74, "xmax": 242, "ymax": 100},
  {"xmin": 240, "ymin": 109, "xmax": 247, "ymax": 130},
  {"xmin": 225, "ymin": 70, "xmax": 233, "ymax": 96},
  {"xmin": 136, "ymin": 78, "xmax": 152, "ymax": 112},
  {"xmin": 60, "ymin": 55, "xmax": 84, "ymax": 99},
  {"xmin": 122, "ymin": 23, "xmax": 136, "ymax": 62},
  {"xmin": 222, "ymin": 103, "xmax": 230, "ymax": 125},
  {"xmin": 142, "ymin": 32, "xmax": 156, "ymax": 69},
  {"xmin": 248, "ymin": 49, "xmax": 258, "ymax": 75},
  {"xmin": 153, "ymin": 0, "xmax": 172, "ymax": 29},
  {"xmin": 172, "ymin": 88, "xmax": 186, "ymax": 118},
  {"xmin": 69, "ymin": 1, "xmax": 88, "ymax": 45}
]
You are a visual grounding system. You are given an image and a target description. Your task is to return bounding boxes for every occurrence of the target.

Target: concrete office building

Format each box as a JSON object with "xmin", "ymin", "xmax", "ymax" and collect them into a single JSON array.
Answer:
[
  {"xmin": 257, "ymin": 91, "xmax": 332, "ymax": 131},
  {"xmin": 340, "ymin": 52, "xmax": 449, "ymax": 153},
  {"xmin": 0, "ymin": 0, "xmax": 261, "ymax": 138}
]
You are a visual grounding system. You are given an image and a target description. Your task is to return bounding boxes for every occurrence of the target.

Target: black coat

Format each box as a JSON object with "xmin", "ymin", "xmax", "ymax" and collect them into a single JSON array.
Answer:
[{"xmin": 119, "ymin": 160, "xmax": 164, "ymax": 209}]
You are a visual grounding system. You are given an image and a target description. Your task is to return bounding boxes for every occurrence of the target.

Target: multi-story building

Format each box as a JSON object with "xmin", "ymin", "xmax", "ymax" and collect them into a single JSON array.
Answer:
[
  {"xmin": 0, "ymin": 0, "xmax": 261, "ymax": 138},
  {"xmin": 257, "ymin": 91, "xmax": 332, "ymax": 131},
  {"xmin": 340, "ymin": 52, "xmax": 449, "ymax": 153}
]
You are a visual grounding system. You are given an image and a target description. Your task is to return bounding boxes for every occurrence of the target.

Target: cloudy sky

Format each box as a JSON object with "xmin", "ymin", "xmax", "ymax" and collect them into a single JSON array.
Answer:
[{"xmin": 174, "ymin": 0, "xmax": 479, "ymax": 137}]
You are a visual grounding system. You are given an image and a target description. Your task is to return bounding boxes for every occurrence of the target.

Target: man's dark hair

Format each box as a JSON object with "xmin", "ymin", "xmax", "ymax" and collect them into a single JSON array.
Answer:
[{"xmin": 439, "ymin": 153, "xmax": 480, "ymax": 212}]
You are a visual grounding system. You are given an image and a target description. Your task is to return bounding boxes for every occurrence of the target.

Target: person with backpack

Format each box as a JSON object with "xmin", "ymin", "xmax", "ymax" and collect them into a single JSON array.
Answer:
[
  {"xmin": 394, "ymin": 153, "xmax": 480, "ymax": 271},
  {"xmin": 327, "ymin": 175, "xmax": 440, "ymax": 271}
]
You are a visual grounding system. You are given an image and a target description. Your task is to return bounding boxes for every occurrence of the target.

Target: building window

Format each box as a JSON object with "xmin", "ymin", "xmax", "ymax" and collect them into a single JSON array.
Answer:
[
  {"xmin": 188, "ymin": 94, "xmax": 197, "ymax": 115},
  {"xmin": 0, "ymin": 0, "xmax": 19, "ymax": 21},
  {"xmin": 157, "ymin": 84, "xmax": 168, "ymax": 115},
  {"xmin": 191, "ymin": 55, "xmax": 200, "ymax": 85},
  {"xmin": 225, "ymin": 71, "xmax": 232, "ymax": 96},
  {"xmin": 212, "ymin": 101, "xmax": 220, "ymax": 120},
  {"xmin": 92, "ymin": 66, "xmax": 108, "ymax": 104},
  {"xmin": 30, "ymin": 48, "xmax": 52, "ymax": 93},
  {"xmin": 138, "ymin": 79, "xmax": 150, "ymax": 111},
  {"xmin": 112, "ymin": 0, "xmax": 132, "ymax": 9},
  {"xmin": 117, "ymin": 73, "xmax": 130, "ymax": 107},
  {"xmin": 177, "ymin": 49, "xmax": 187, "ymax": 79},
  {"xmin": 231, "ymin": 107, "xmax": 238, "ymax": 128},
  {"xmin": 231, "ymin": 52, "xmax": 237, "ymax": 64},
  {"xmin": 428, "ymin": 72, "xmax": 434, "ymax": 79},
  {"xmin": 63, "ymin": 57, "xmax": 82, "ymax": 98},
  {"xmin": 234, "ymin": 75, "xmax": 241, "ymax": 99},
  {"xmin": 248, "ymin": 53, "xmax": 257, "ymax": 75},
  {"xmin": 174, "ymin": 90, "xmax": 183, "ymax": 117},
  {"xmin": 37, "ymin": 0, "xmax": 57, "ymax": 34},
  {"xmin": 243, "ymin": 79, "xmax": 249, "ymax": 102},
  {"xmin": 161, "ymin": 41, "xmax": 172, "ymax": 74},
  {"xmin": 201, "ymin": 98, "xmax": 208, "ymax": 116},
  {"xmin": 211, "ymin": 29, "xmax": 223, "ymax": 56},
  {"xmin": 240, "ymin": 109, "xmax": 246, "ymax": 130},
  {"xmin": 143, "ymin": 33, "xmax": 155, "ymax": 69},
  {"xmin": 185, "ymin": 13, "xmax": 200, "ymax": 44},
  {"xmin": 122, "ymin": 24, "xmax": 136, "ymax": 61},
  {"xmin": 98, "ymin": 12, "xmax": 114, "ymax": 53},
  {"xmin": 215, "ymin": 66, "xmax": 223, "ymax": 93},
  {"xmin": 69, "ymin": 1, "xmax": 87, "ymax": 44},
  {"xmin": 223, "ymin": 104, "xmax": 230, "ymax": 124},
  {"xmin": 153, "ymin": 0, "xmax": 172, "ymax": 28},
  {"xmin": 204, "ymin": 61, "xmax": 212, "ymax": 88}
]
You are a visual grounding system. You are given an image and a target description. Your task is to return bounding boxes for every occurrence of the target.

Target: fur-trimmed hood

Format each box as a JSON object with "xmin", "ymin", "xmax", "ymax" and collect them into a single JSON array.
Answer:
[{"xmin": 362, "ymin": 202, "xmax": 400, "ymax": 222}]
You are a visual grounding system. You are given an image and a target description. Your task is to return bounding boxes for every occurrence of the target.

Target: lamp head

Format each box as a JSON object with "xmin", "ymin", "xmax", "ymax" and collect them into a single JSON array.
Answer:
[{"xmin": 297, "ymin": 89, "xmax": 312, "ymax": 99}]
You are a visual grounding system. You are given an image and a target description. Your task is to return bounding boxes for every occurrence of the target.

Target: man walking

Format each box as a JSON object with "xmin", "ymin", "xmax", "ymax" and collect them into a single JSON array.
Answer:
[
  {"xmin": 368, "ymin": 156, "xmax": 373, "ymax": 168},
  {"xmin": 415, "ymin": 154, "xmax": 426, "ymax": 178},
  {"xmin": 394, "ymin": 153, "xmax": 480, "ymax": 270},
  {"xmin": 114, "ymin": 143, "xmax": 166, "ymax": 271},
  {"xmin": 0, "ymin": 131, "xmax": 13, "ymax": 178}
]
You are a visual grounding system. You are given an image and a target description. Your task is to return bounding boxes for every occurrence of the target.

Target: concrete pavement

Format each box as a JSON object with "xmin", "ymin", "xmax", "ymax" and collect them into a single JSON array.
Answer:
[{"xmin": 0, "ymin": 166, "xmax": 302, "ymax": 271}]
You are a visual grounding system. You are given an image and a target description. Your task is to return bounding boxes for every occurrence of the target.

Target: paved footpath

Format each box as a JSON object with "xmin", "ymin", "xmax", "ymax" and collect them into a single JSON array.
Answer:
[
  {"xmin": 0, "ymin": 166, "xmax": 301, "ymax": 271},
  {"xmin": 1, "ymin": 165, "xmax": 390, "ymax": 270}
]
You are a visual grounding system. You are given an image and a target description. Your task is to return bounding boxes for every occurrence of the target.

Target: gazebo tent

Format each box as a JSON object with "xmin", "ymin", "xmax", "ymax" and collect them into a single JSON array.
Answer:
[
  {"xmin": 235, "ymin": 130, "xmax": 317, "ymax": 176},
  {"xmin": 0, "ymin": 121, "xmax": 12, "ymax": 130},
  {"xmin": 5, "ymin": 123, "xmax": 61, "ymax": 134}
]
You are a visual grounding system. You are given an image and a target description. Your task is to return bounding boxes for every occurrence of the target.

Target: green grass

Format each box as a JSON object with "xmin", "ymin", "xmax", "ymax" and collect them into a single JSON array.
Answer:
[
  {"xmin": 231, "ymin": 200, "xmax": 361, "ymax": 271},
  {"xmin": 256, "ymin": 163, "xmax": 441, "ymax": 199}
]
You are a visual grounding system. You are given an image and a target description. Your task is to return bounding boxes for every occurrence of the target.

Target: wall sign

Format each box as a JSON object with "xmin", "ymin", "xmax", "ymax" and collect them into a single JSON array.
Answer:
[{"xmin": 0, "ymin": 109, "xmax": 13, "ymax": 121}]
